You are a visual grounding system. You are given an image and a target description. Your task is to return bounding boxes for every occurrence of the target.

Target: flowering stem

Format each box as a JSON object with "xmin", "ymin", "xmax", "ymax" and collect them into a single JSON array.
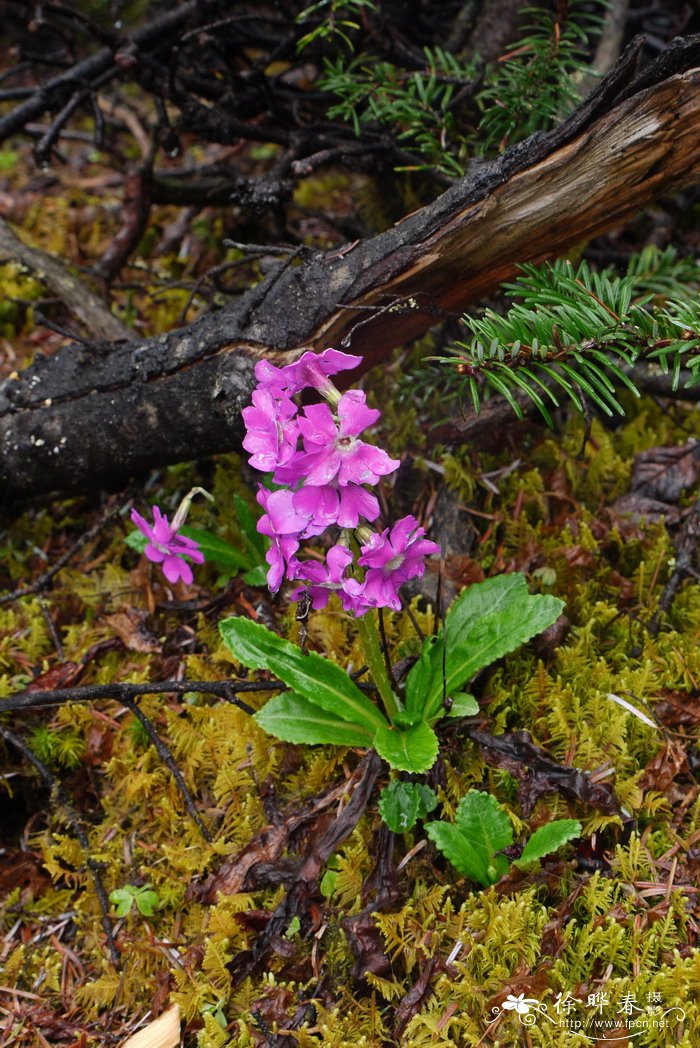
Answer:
[{"xmin": 357, "ymin": 611, "xmax": 400, "ymax": 722}]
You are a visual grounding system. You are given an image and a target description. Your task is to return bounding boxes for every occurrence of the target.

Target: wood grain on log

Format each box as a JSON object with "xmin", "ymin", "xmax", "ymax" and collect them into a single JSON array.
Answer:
[{"xmin": 2, "ymin": 37, "xmax": 700, "ymax": 502}]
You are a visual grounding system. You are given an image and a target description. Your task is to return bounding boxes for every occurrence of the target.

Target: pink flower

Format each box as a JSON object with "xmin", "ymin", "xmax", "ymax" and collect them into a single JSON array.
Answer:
[
  {"xmin": 356, "ymin": 515, "xmax": 440, "ymax": 611},
  {"xmin": 255, "ymin": 349, "xmax": 362, "ymax": 398},
  {"xmin": 256, "ymin": 487, "xmax": 324, "ymax": 591},
  {"xmin": 292, "ymin": 545, "xmax": 355, "ymax": 610},
  {"xmin": 276, "ymin": 391, "xmax": 399, "ymax": 487},
  {"xmin": 131, "ymin": 506, "xmax": 205, "ymax": 585},
  {"xmin": 241, "ymin": 388, "xmax": 298, "ymax": 472},
  {"xmin": 292, "ymin": 483, "xmax": 380, "ymax": 529}
]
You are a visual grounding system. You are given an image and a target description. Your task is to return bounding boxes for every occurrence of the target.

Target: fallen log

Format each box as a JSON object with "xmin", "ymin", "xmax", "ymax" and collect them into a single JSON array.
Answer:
[{"xmin": 2, "ymin": 36, "xmax": 700, "ymax": 502}]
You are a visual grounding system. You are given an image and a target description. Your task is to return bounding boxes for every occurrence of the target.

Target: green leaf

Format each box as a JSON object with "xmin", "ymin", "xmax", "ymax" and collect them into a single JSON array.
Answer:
[
  {"xmin": 447, "ymin": 692, "xmax": 479, "ymax": 718},
  {"xmin": 125, "ymin": 530, "xmax": 148, "ymax": 554},
  {"xmin": 254, "ymin": 692, "xmax": 375, "ymax": 747},
  {"xmin": 134, "ymin": 888, "xmax": 159, "ymax": 916},
  {"xmin": 109, "ymin": 887, "xmax": 136, "ymax": 917},
  {"xmin": 179, "ymin": 527, "xmax": 250, "ymax": 569},
  {"xmin": 514, "ymin": 819, "xmax": 582, "ymax": 868},
  {"xmin": 425, "ymin": 790, "xmax": 513, "ymax": 886},
  {"xmin": 404, "ymin": 635, "xmax": 441, "ymax": 722},
  {"xmin": 242, "ymin": 564, "xmax": 269, "ymax": 587},
  {"xmin": 411, "ymin": 574, "xmax": 563, "ymax": 723},
  {"xmin": 220, "ymin": 617, "xmax": 387, "ymax": 733},
  {"xmin": 233, "ymin": 494, "xmax": 267, "ymax": 560},
  {"xmin": 285, "ymin": 916, "xmax": 301, "ymax": 938},
  {"xmin": 372, "ymin": 721, "xmax": 438, "ymax": 773},
  {"xmin": 379, "ymin": 780, "xmax": 438, "ymax": 832}
]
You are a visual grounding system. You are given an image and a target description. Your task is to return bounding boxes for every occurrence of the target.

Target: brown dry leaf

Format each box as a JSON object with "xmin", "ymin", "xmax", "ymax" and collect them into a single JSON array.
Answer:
[
  {"xmin": 106, "ymin": 609, "xmax": 161, "ymax": 653},
  {"xmin": 120, "ymin": 1005, "xmax": 180, "ymax": 1048},
  {"xmin": 21, "ymin": 661, "xmax": 81, "ymax": 692},
  {"xmin": 426, "ymin": 553, "xmax": 484, "ymax": 586},
  {"xmin": 638, "ymin": 740, "xmax": 687, "ymax": 793},
  {"xmin": 631, "ymin": 443, "xmax": 700, "ymax": 502},
  {"xmin": 653, "ymin": 690, "xmax": 700, "ymax": 729},
  {"xmin": 608, "ymin": 493, "xmax": 681, "ymax": 526}
]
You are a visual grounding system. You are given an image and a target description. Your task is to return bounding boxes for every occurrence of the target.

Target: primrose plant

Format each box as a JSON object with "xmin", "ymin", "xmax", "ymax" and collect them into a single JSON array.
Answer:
[
  {"xmin": 209, "ymin": 349, "xmax": 566, "ymax": 776},
  {"xmin": 127, "ymin": 349, "xmax": 564, "ymax": 779}
]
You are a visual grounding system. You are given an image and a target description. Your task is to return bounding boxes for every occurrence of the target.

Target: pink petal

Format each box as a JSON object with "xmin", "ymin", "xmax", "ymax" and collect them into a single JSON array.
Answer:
[
  {"xmin": 130, "ymin": 508, "xmax": 155, "ymax": 542},
  {"xmin": 337, "ymin": 390, "xmax": 380, "ymax": 436},
  {"xmin": 144, "ymin": 543, "xmax": 166, "ymax": 563},
  {"xmin": 336, "ymin": 485, "xmax": 380, "ymax": 526},
  {"xmin": 298, "ymin": 402, "xmax": 336, "ymax": 447}
]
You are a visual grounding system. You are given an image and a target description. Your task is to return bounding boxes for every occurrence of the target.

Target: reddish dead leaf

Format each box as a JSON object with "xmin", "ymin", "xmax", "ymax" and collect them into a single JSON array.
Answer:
[
  {"xmin": 249, "ymin": 985, "xmax": 295, "ymax": 1046},
  {"xmin": 631, "ymin": 443, "xmax": 700, "ymax": 502},
  {"xmin": 467, "ymin": 729, "xmax": 621, "ymax": 816},
  {"xmin": 653, "ymin": 690, "xmax": 700, "ymax": 729},
  {"xmin": 638, "ymin": 740, "xmax": 687, "ymax": 792},
  {"xmin": 341, "ymin": 911, "xmax": 392, "ymax": 982},
  {"xmin": 21, "ymin": 662, "xmax": 81, "ymax": 693},
  {"xmin": 394, "ymin": 954, "xmax": 442, "ymax": 1037},
  {"xmin": 608, "ymin": 494, "xmax": 680, "ymax": 527},
  {"xmin": 607, "ymin": 570, "xmax": 635, "ymax": 605},
  {"xmin": 426, "ymin": 554, "xmax": 484, "ymax": 587},
  {"xmin": 105, "ymin": 609, "xmax": 161, "ymax": 653},
  {"xmin": 85, "ymin": 722, "xmax": 114, "ymax": 766},
  {"xmin": 533, "ymin": 613, "xmax": 571, "ymax": 659},
  {"xmin": 0, "ymin": 847, "xmax": 52, "ymax": 896}
]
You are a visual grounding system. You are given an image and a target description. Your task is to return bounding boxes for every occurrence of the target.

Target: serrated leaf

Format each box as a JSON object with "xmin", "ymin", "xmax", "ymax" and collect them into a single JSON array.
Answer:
[
  {"xmin": 414, "ymin": 574, "xmax": 563, "ymax": 722},
  {"xmin": 425, "ymin": 790, "xmax": 513, "ymax": 886},
  {"xmin": 378, "ymin": 781, "xmax": 438, "ymax": 833},
  {"xmin": 514, "ymin": 819, "xmax": 582, "ymax": 868},
  {"xmin": 372, "ymin": 721, "xmax": 438, "ymax": 773},
  {"xmin": 220, "ymin": 617, "xmax": 387, "ymax": 733},
  {"xmin": 254, "ymin": 691, "xmax": 375, "ymax": 747}
]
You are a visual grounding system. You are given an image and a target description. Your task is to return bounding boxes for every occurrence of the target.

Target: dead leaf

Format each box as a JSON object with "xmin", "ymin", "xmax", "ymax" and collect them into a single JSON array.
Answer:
[
  {"xmin": 631, "ymin": 443, "xmax": 700, "ymax": 502},
  {"xmin": 106, "ymin": 609, "xmax": 161, "ymax": 653},
  {"xmin": 467, "ymin": 729, "xmax": 621, "ymax": 816},
  {"xmin": 21, "ymin": 662, "xmax": 81, "ymax": 693},
  {"xmin": 638, "ymin": 740, "xmax": 687, "ymax": 792}
]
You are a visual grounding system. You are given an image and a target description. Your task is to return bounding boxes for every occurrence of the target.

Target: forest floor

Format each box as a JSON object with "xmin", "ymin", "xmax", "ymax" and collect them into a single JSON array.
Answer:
[{"xmin": 1, "ymin": 141, "xmax": 700, "ymax": 1048}]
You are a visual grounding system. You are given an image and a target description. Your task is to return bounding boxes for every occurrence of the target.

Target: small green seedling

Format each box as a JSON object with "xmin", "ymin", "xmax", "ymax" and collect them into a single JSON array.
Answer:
[
  {"xmin": 425, "ymin": 789, "xmax": 581, "ymax": 887},
  {"xmin": 109, "ymin": 883, "xmax": 160, "ymax": 918},
  {"xmin": 379, "ymin": 780, "xmax": 438, "ymax": 833}
]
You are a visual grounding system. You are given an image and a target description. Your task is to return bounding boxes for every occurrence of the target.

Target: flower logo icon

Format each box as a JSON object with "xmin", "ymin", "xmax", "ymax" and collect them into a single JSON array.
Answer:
[{"xmin": 502, "ymin": 994, "xmax": 539, "ymax": 1015}]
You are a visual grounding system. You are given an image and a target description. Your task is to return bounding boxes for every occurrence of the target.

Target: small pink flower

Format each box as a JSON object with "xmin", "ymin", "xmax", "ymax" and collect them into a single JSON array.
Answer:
[
  {"xmin": 131, "ymin": 506, "xmax": 204, "ymax": 585},
  {"xmin": 241, "ymin": 388, "xmax": 298, "ymax": 472},
  {"xmin": 255, "ymin": 349, "xmax": 362, "ymax": 398},
  {"xmin": 357, "ymin": 515, "xmax": 440, "ymax": 611},
  {"xmin": 292, "ymin": 544, "xmax": 355, "ymax": 610},
  {"xmin": 277, "ymin": 391, "xmax": 399, "ymax": 487}
]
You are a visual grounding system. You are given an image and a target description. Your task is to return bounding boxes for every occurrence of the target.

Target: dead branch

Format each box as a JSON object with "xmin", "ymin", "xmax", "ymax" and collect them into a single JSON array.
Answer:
[{"xmin": 0, "ymin": 217, "xmax": 131, "ymax": 341}]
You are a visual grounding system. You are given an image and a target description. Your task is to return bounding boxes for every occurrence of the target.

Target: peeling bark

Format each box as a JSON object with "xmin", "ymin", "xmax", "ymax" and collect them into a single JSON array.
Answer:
[{"xmin": 2, "ymin": 37, "xmax": 700, "ymax": 502}]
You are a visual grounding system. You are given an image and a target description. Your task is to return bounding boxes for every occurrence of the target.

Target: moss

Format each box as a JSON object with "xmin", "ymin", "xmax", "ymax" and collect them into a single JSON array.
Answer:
[{"xmin": 2, "ymin": 397, "xmax": 699, "ymax": 1045}]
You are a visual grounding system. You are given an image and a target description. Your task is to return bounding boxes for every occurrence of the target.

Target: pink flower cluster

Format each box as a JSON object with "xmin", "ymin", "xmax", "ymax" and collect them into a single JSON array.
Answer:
[{"xmin": 242, "ymin": 349, "xmax": 439, "ymax": 615}]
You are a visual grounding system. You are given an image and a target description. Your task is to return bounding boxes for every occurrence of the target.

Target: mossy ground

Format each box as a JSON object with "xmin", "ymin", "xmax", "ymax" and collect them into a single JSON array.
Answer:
[{"xmin": 1, "ymin": 387, "xmax": 699, "ymax": 1046}]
